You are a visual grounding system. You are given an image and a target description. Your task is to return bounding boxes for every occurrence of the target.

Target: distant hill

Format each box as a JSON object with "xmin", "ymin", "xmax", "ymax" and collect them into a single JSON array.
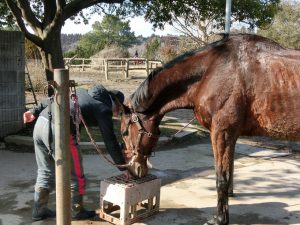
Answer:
[
  {"xmin": 61, "ymin": 34, "xmax": 81, "ymax": 53},
  {"xmin": 61, "ymin": 33, "xmax": 181, "ymax": 58},
  {"xmin": 128, "ymin": 35, "xmax": 180, "ymax": 59}
]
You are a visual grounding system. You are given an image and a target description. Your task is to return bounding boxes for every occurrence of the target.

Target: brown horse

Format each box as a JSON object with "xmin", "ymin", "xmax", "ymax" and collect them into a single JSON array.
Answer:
[{"xmin": 119, "ymin": 34, "xmax": 300, "ymax": 225}]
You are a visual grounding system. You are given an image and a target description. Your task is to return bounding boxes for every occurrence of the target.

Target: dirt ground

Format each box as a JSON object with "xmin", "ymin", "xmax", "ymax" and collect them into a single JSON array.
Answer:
[
  {"xmin": 1, "ymin": 134, "xmax": 300, "ymax": 225},
  {"xmin": 3, "ymin": 69, "xmax": 297, "ymax": 225}
]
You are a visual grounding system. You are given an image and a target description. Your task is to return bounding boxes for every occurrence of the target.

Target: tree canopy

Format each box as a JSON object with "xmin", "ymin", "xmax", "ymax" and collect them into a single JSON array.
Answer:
[
  {"xmin": 134, "ymin": 0, "xmax": 280, "ymax": 30},
  {"xmin": 73, "ymin": 15, "xmax": 137, "ymax": 58},
  {"xmin": 1, "ymin": 0, "xmax": 281, "ymax": 84},
  {"xmin": 0, "ymin": 2, "xmax": 14, "ymax": 27},
  {"xmin": 143, "ymin": 36, "xmax": 161, "ymax": 60},
  {"xmin": 2, "ymin": 0, "xmax": 124, "ymax": 83},
  {"xmin": 258, "ymin": 1, "xmax": 300, "ymax": 49}
]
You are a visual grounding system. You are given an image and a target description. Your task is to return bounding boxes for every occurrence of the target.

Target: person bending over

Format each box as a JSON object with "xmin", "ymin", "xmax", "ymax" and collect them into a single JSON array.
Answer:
[{"xmin": 23, "ymin": 84, "xmax": 126, "ymax": 221}]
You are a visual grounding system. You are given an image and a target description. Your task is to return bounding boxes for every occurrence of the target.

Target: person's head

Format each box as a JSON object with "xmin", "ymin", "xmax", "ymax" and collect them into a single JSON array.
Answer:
[{"xmin": 109, "ymin": 90, "xmax": 125, "ymax": 116}]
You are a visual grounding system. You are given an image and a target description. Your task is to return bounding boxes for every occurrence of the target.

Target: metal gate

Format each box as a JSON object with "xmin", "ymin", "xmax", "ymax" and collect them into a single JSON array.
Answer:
[{"xmin": 0, "ymin": 31, "xmax": 25, "ymax": 137}]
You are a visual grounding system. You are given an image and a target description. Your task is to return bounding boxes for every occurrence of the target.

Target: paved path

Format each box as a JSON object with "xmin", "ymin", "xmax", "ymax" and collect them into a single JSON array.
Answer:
[{"xmin": 0, "ymin": 140, "xmax": 300, "ymax": 225}]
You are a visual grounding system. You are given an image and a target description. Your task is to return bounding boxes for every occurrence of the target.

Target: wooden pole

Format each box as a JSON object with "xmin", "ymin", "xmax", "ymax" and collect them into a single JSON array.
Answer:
[
  {"xmin": 145, "ymin": 59, "xmax": 149, "ymax": 76},
  {"xmin": 82, "ymin": 59, "xmax": 85, "ymax": 71},
  {"xmin": 125, "ymin": 59, "xmax": 129, "ymax": 79},
  {"xmin": 105, "ymin": 59, "xmax": 108, "ymax": 81},
  {"xmin": 54, "ymin": 69, "xmax": 71, "ymax": 225}
]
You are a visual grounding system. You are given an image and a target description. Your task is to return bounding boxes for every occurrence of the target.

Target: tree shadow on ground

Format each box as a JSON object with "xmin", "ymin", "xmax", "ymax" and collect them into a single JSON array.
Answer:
[{"xmin": 143, "ymin": 202, "xmax": 294, "ymax": 225}]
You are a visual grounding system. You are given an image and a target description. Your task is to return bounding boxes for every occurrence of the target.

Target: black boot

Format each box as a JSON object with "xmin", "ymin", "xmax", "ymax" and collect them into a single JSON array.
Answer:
[
  {"xmin": 72, "ymin": 194, "xmax": 95, "ymax": 220},
  {"xmin": 32, "ymin": 187, "xmax": 56, "ymax": 221}
]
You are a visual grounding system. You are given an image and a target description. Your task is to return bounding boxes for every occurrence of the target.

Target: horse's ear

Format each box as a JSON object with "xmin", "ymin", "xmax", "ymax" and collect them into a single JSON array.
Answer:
[{"xmin": 115, "ymin": 98, "xmax": 131, "ymax": 115}]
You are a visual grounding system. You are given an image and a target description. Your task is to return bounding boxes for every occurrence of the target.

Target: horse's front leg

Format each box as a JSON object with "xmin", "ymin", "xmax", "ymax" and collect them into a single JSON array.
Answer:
[{"xmin": 206, "ymin": 123, "xmax": 237, "ymax": 225}]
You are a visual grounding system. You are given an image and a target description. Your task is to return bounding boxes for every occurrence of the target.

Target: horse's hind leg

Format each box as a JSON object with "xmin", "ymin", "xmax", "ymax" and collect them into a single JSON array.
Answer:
[{"xmin": 228, "ymin": 161, "xmax": 234, "ymax": 197}]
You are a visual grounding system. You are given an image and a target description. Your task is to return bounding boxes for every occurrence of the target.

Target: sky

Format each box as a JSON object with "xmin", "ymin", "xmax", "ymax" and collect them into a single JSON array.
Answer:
[{"xmin": 61, "ymin": 15, "xmax": 180, "ymax": 37}]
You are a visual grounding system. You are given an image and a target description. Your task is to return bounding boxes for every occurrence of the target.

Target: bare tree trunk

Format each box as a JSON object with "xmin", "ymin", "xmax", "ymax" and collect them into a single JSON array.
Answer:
[{"xmin": 39, "ymin": 30, "xmax": 65, "ymax": 96}]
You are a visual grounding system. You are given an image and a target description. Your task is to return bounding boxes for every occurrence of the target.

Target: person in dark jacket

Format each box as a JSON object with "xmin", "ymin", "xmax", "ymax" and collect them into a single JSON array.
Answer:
[{"xmin": 23, "ymin": 84, "xmax": 126, "ymax": 221}]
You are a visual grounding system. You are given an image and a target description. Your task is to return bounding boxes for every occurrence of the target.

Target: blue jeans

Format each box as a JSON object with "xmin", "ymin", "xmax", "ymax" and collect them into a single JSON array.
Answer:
[{"xmin": 33, "ymin": 116, "xmax": 85, "ymax": 195}]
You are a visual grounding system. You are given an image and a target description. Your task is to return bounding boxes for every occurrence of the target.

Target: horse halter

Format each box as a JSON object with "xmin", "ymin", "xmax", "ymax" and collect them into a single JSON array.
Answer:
[{"xmin": 122, "ymin": 112, "xmax": 159, "ymax": 160}]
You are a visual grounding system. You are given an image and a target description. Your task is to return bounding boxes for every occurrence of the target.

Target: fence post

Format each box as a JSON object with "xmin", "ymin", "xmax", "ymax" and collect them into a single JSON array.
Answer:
[
  {"xmin": 81, "ymin": 59, "xmax": 85, "ymax": 71},
  {"xmin": 54, "ymin": 69, "xmax": 71, "ymax": 225},
  {"xmin": 145, "ymin": 59, "xmax": 149, "ymax": 76},
  {"xmin": 105, "ymin": 59, "xmax": 109, "ymax": 81},
  {"xmin": 100, "ymin": 59, "xmax": 105, "ymax": 72},
  {"xmin": 125, "ymin": 59, "xmax": 129, "ymax": 79}
]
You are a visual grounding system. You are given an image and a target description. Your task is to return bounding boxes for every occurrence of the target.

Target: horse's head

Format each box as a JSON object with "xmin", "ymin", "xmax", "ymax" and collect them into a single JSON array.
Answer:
[{"xmin": 120, "ymin": 104, "xmax": 160, "ymax": 178}]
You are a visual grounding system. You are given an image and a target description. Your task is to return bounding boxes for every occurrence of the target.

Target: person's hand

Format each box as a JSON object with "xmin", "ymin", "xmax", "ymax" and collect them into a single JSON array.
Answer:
[{"xmin": 23, "ymin": 111, "xmax": 36, "ymax": 124}]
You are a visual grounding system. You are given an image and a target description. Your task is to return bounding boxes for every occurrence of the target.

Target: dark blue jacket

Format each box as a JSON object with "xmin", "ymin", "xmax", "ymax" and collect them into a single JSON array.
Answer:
[
  {"xmin": 31, "ymin": 86, "xmax": 125, "ymax": 166},
  {"xmin": 76, "ymin": 87, "xmax": 125, "ymax": 165}
]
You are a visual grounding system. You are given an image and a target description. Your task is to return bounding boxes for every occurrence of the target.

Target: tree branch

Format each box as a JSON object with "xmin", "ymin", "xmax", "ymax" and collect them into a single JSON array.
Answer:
[
  {"xmin": 56, "ymin": 0, "xmax": 66, "ymax": 11},
  {"xmin": 43, "ymin": 0, "xmax": 57, "ymax": 26},
  {"xmin": 43, "ymin": 7, "xmax": 64, "ymax": 38},
  {"xmin": 172, "ymin": 16, "xmax": 205, "ymax": 45},
  {"xmin": 18, "ymin": 0, "xmax": 42, "ymax": 33},
  {"xmin": 63, "ymin": 0, "xmax": 124, "ymax": 21},
  {"xmin": 5, "ymin": 0, "xmax": 42, "ymax": 46}
]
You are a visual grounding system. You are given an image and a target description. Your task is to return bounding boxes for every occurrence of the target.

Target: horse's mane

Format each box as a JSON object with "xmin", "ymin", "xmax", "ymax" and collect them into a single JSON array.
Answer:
[
  {"xmin": 129, "ymin": 34, "xmax": 229, "ymax": 112},
  {"xmin": 129, "ymin": 33, "xmax": 284, "ymax": 112}
]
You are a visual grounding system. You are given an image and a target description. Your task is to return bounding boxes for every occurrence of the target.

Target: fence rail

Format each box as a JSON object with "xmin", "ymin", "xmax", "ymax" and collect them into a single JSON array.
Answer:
[{"xmin": 64, "ymin": 57, "xmax": 162, "ymax": 80}]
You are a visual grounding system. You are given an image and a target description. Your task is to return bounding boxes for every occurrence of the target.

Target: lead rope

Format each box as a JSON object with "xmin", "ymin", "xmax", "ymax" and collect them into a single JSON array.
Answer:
[
  {"xmin": 71, "ymin": 93, "xmax": 81, "ymax": 144},
  {"xmin": 170, "ymin": 117, "xmax": 196, "ymax": 138},
  {"xmin": 80, "ymin": 114, "xmax": 131, "ymax": 169},
  {"xmin": 70, "ymin": 90, "xmax": 130, "ymax": 169}
]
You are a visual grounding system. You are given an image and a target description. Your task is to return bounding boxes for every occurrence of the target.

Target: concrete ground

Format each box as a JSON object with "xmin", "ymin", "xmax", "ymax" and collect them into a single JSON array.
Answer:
[{"xmin": 1, "ymin": 137, "xmax": 300, "ymax": 225}]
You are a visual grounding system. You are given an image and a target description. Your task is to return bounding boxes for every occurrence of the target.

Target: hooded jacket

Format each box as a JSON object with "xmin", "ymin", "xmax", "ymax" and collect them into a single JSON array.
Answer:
[{"xmin": 30, "ymin": 85, "xmax": 125, "ymax": 166}]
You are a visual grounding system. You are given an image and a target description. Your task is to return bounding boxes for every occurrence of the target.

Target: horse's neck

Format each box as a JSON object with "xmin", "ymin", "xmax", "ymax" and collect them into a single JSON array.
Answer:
[
  {"xmin": 131, "ymin": 45, "xmax": 215, "ymax": 115},
  {"xmin": 146, "ymin": 69, "xmax": 201, "ymax": 116}
]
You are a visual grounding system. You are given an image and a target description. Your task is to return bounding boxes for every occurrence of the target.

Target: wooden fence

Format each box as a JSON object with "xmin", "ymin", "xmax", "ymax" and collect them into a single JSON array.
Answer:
[{"xmin": 64, "ymin": 57, "xmax": 162, "ymax": 80}]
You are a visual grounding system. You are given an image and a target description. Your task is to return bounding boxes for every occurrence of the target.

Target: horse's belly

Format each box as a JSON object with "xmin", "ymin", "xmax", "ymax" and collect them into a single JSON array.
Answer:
[
  {"xmin": 249, "ymin": 98, "xmax": 300, "ymax": 140},
  {"xmin": 262, "ymin": 115, "xmax": 300, "ymax": 140}
]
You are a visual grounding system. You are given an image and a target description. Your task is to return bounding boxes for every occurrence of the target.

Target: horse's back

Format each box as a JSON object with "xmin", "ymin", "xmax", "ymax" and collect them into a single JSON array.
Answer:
[
  {"xmin": 195, "ymin": 34, "xmax": 300, "ymax": 140},
  {"xmin": 239, "ymin": 37, "xmax": 300, "ymax": 140}
]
